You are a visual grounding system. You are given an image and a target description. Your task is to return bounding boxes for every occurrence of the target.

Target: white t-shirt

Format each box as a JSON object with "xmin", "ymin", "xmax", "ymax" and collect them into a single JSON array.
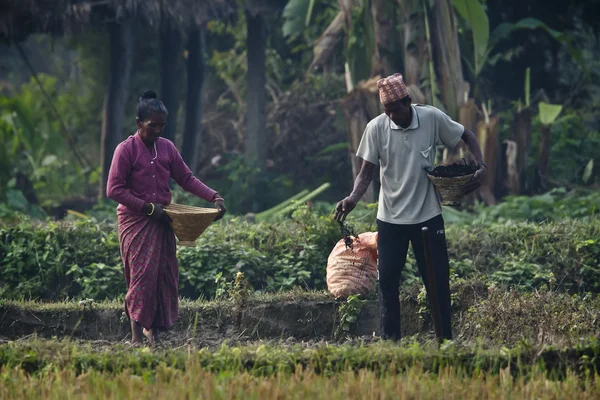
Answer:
[{"xmin": 356, "ymin": 104, "xmax": 464, "ymax": 224}]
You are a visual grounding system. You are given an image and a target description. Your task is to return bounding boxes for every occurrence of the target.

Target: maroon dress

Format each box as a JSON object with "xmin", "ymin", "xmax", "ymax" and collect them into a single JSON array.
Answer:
[{"xmin": 107, "ymin": 132, "xmax": 217, "ymax": 330}]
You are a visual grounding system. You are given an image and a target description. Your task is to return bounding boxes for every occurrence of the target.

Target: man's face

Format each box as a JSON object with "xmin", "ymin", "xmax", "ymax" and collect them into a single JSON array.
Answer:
[{"xmin": 384, "ymin": 98, "xmax": 411, "ymax": 126}]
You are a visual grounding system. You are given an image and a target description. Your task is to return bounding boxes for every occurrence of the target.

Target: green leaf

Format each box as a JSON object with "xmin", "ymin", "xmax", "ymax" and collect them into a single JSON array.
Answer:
[
  {"xmin": 582, "ymin": 159, "xmax": 594, "ymax": 184},
  {"xmin": 305, "ymin": 0, "xmax": 316, "ymax": 26},
  {"xmin": 512, "ymin": 18, "xmax": 563, "ymax": 40},
  {"xmin": 41, "ymin": 154, "xmax": 58, "ymax": 167},
  {"xmin": 538, "ymin": 102, "xmax": 563, "ymax": 126},
  {"xmin": 452, "ymin": 0, "xmax": 489, "ymax": 76},
  {"xmin": 6, "ymin": 189, "xmax": 29, "ymax": 211},
  {"xmin": 282, "ymin": 0, "xmax": 311, "ymax": 38}
]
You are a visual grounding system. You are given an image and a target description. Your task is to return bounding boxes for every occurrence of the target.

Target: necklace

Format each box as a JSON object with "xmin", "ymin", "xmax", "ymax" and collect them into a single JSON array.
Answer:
[{"xmin": 152, "ymin": 141, "xmax": 158, "ymax": 161}]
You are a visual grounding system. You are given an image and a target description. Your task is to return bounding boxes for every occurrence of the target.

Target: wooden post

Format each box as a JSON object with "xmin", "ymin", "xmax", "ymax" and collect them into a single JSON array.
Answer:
[
  {"xmin": 181, "ymin": 28, "xmax": 204, "ymax": 173},
  {"xmin": 99, "ymin": 20, "xmax": 133, "ymax": 199}
]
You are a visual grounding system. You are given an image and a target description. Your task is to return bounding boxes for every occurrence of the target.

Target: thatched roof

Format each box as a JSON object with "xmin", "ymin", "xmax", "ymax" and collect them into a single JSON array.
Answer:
[{"xmin": 0, "ymin": 0, "xmax": 239, "ymax": 43}]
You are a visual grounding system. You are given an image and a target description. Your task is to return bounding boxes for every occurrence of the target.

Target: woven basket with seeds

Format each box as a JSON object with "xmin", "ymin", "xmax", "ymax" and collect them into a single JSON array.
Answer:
[
  {"xmin": 426, "ymin": 161, "xmax": 478, "ymax": 206},
  {"xmin": 163, "ymin": 203, "xmax": 220, "ymax": 246}
]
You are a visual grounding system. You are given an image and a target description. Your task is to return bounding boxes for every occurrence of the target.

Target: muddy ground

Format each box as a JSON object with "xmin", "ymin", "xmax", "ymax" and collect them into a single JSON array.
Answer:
[{"xmin": 0, "ymin": 296, "xmax": 437, "ymax": 349}]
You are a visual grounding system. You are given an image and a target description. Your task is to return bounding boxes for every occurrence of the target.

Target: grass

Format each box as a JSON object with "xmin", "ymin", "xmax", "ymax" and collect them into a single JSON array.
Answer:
[
  {"xmin": 2, "ymin": 364, "xmax": 597, "ymax": 399},
  {"xmin": 0, "ymin": 289, "xmax": 335, "ymax": 313},
  {"xmin": 3, "ymin": 285, "xmax": 600, "ymax": 347},
  {"xmin": 1, "ymin": 339, "xmax": 600, "ymax": 399}
]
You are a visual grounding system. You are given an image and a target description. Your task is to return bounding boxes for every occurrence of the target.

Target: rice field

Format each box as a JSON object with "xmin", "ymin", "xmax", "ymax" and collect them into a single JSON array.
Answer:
[{"xmin": 1, "ymin": 338, "xmax": 599, "ymax": 399}]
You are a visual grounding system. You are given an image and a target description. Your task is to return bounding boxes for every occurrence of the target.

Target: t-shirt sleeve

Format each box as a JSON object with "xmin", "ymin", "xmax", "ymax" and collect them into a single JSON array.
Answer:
[
  {"xmin": 356, "ymin": 122, "xmax": 379, "ymax": 166},
  {"xmin": 435, "ymin": 108, "xmax": 465, "ymax": 149}
]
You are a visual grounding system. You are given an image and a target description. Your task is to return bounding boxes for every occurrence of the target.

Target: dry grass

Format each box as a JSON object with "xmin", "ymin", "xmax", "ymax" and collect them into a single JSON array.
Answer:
[{"xmin": 0, "ymin": 362, "xmax": 597, "ymax": 400}]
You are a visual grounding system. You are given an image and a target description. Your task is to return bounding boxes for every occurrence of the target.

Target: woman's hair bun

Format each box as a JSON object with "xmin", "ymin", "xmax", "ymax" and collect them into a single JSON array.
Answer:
[{"xmin": 139, "ymin": 90, "xmax": 158, "ymax": 101}]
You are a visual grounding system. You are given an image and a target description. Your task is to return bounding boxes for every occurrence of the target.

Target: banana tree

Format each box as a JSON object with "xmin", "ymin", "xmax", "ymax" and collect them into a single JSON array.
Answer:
[
  {"xmin": 535, "ymin": 102, "xmax": 563, "ymax": 192},
  {"xmin": 451, "ymin": 0, "xmax": 583, "ymax": 82}
]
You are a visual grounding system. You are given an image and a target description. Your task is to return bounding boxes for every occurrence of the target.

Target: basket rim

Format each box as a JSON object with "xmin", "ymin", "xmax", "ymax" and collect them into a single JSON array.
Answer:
[
  {"xmin": 427, "ymin": 172, "xmax": 475, "ymax": 180},
  {"xmin": 164, "ymin": 203, "xmax": 220, "ymax": 216}
]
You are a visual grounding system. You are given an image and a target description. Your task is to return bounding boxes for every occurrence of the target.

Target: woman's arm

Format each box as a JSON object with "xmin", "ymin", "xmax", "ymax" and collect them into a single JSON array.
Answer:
[
  {"xmin": 106, "ymin": 144, "xmax": 147, "ymax": 212},
  {"xmin": 169, "ymin": 146, "xmax": 218, "ymax": 202}
]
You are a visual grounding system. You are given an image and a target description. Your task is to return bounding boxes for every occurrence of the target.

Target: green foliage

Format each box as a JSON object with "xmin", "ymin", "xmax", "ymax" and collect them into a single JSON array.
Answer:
[
  {"xmin": 531, "ymin": 110, "xmax": 600, "ymax": 186},
  {"xmin": 282, "ymin": 0, "xmax": 314, "ymax": 39},
  {"xmin": 2, "ymin": 337, "xmax": 600, "ymax": 386},
  {"xmin": 464, "ymin": 188, "xmax": 600, "ymax": 223},
  {"xmin": 0, "ymin": 73, "xmax": 99, "ymax": 212},
  {"xmin": 538, "ymin": 102, "xmax": 563, "ymax": 126},
  {"xmin": 451, "ymin": 0, "xmax": 489, "ymax": 77},
  {"xmin": 1, "ymin": 203, "xmax": 599, "ymax": 301},
  {"xmin": 0, "ymin": 218, "xmax": 120, "ymax": 299},
  {"xmin": 465, "ymin": 287, "xmax": 600, "ymax": 345},
  {"xmin": 66, "ymin": 263, "xmax": 126, "ymax": 301},
  {"xmin": 347, "ymin": 0, "xmax": 376, "ymax": 85}
]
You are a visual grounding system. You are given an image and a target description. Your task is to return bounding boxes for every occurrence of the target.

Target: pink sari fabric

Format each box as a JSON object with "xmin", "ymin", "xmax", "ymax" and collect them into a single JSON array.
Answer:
[{"xmin": 118, "ymin": 214, "xmax": 178, "ymax": 330}]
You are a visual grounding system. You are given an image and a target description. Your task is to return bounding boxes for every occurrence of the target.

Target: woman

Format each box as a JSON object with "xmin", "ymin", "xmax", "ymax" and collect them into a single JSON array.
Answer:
[{"xmin": 107, "ymin": 90, "xmax": 226, "ymax": 346}]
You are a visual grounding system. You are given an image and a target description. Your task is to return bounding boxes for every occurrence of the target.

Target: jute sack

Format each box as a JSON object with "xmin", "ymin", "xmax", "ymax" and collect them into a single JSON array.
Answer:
[{"xmin": 326, "ymin": 232, "xmax": 378, "ymax": 299}]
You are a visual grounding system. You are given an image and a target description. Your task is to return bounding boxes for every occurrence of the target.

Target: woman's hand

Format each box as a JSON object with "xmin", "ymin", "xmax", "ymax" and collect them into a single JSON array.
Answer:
[
  {"xmin": 213, "ymin": 198, "xmax": 227, "ymax": 221},
  {"xmin": 144, "ymin": 203, "xmax": 172, "ymax": 224}
]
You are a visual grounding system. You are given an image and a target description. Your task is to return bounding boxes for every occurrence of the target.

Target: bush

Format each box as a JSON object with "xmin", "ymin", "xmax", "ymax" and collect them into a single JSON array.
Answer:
[{"xmin": 1, "ymin": 211, "xmax": 599, "ymax": 301}]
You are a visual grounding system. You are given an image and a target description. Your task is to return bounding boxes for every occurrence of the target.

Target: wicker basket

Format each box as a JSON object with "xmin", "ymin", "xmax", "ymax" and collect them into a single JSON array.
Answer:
[
  {"xmin": 163, "ymin": 203, "xmax": 220, "ymax": 246},
  {"xmin": 427, "ymin": 173, "xmax": 475, "ymax": 206}
]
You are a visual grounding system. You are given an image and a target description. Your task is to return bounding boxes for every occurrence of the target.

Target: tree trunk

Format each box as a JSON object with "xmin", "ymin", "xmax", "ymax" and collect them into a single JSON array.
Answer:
[
  {"xmin": 400, "ymin": 0, "xmax": 423, "ymax": 87},
  {"xmin": 307, "ymin": 11, "xmax": 345, "ymax": 74},
  {"xmin": 509, "ymin": 109, "xmax": 532, "ymax": 194},
  {"xmin": 504, "ymin": 139, "xmax": 518, "ymax": 197},
  {"xmin": 342, "ymin": 77, "xmax": 382, "ymax": 203},
  {"xmin": 535, "ymin": 124, "xmax": 552, "ymax": 193},
  {"xmin": 443, "ymin": 99, "xmax": 478, "ymax": 164},
  {"xmin": 181, "ymin": 28, "xmax": 204, "ymax": 173},
  {"xmin": 99, "ymin": 20, "xmax": 133, "ymax": 199},
  {"xmin": 430, "ymin": 0, "xmax": 467, "ymax": 120},
  {"xmin": 245, "ymin": 10, "xmax": 266, "ymax": 168},
  {"xmin": 475, "ymin": 116, "xmax": 499, "ymax": 205},
  {"xmin": 160, "ymin": 17, "xmax": 182, "ymax": 144},
  {"xmin": 371, "ymin": 0, "xmax": 397, "ymax": 76}
]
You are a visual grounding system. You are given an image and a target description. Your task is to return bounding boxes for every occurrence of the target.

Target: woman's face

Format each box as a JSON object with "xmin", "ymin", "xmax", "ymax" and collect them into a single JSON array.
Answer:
[{"xmin": 137, "ymin": 113, "xmax": 167, "ymax": 144}]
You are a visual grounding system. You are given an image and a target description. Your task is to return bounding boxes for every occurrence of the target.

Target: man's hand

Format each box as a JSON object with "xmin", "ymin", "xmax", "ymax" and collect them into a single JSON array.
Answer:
[
  {"xmin": 214, "ymin": 199, "xmax": 227, "ymax": 221},
  {"xmin": 463, "ymin": 163, "xmax": 487, "ymax": 195},
  {"xmin": 334, "ymin": 196, "xmax": 357, "ymax": 222}
]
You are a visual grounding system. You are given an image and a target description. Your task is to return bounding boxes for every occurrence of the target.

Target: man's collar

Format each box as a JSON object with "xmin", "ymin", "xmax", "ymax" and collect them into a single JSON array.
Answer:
[{"xmin": 389, "ymin": 105, "xmax": 420, "ymax": 130}]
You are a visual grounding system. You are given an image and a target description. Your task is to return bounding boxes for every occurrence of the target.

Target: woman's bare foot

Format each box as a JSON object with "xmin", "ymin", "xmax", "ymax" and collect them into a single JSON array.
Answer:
[
  {"xmin": 143, "ymin": 328, "xmax": 157, "ymax": 347},
  {"xmin": 131, "ymin": 320, "xmax": 144, "ymax": 345}
]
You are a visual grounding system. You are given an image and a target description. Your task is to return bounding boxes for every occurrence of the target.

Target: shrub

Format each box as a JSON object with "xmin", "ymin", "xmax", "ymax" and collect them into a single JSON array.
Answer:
[{"xmin": 1, "ymin": 212, "xmax": 598, "ymax": 301}]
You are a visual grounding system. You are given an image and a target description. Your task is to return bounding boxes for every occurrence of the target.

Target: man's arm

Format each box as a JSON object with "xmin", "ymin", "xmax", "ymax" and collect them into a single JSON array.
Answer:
[
  {"xmin": 461, "ymin": 128, "xmax": 484, "ymax": 165},
  {"xmin": 334, "ymin": 160, "xmax": 376, "ymax": 222},
  {"xmin": 460, "ymin": 128, "xmax": 487, "ymax": 193}
]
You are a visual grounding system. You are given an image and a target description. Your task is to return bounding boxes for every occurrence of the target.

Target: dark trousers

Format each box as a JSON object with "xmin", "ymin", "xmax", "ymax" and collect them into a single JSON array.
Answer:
[{"xmin": 377, "ymin": 214, "xmax": 452, "ymax": 340}]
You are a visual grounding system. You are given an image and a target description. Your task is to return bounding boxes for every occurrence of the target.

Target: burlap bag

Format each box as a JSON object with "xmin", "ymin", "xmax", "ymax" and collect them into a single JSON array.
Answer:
[{"xmin": 326, "ymin": 232, "xmax": 378, "ymax": 299}]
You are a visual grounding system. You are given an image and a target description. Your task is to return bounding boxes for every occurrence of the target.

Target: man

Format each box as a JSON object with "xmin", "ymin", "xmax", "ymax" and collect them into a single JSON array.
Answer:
[{"xmin": 334, "ymin": 73, "xmax": 486, "ymax": 341}]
